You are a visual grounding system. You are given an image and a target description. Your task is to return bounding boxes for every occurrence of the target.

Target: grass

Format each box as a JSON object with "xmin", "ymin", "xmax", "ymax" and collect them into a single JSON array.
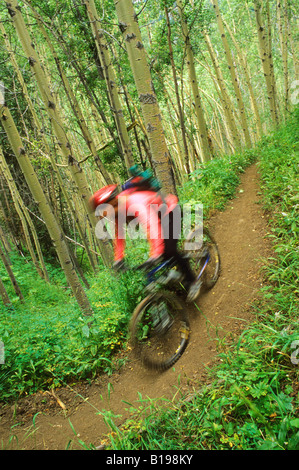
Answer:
[
  {"xmin": 178, "ymin": 147, "xmax": 257, "ymax": 216},
  {"xmin": 0, "ymin": 109, "xmax": 298, "ymax": 450},
  {"xmin": 0, "ymin": 252, "xmax": 144, "ymax": 400}
]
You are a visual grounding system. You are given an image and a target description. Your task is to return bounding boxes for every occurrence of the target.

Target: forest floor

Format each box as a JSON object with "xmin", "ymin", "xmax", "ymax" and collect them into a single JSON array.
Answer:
[{"xmin": 0, "ymin": 164, "xmax": 274, "ymax": 450}]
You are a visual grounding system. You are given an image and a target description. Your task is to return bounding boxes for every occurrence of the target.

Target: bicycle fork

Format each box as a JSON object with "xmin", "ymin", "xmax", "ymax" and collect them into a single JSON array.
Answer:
[{"xmin": 196, "ymin": 249, "xmax": 210, "ymax": 281}]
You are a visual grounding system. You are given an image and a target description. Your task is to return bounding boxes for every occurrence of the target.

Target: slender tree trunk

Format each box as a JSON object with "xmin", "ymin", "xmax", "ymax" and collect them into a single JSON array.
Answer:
[
  {"xmin": 0, "ymin": 274, "xmax": 11, "ymax": 306},
  {"xmin": 253, "ymin": 0, "xmax": 279, "ymax": 126},
  {"xmin": 164, "ymin": 5, "xmax": 190, "ymax": 173},
  {"xmin": 113, "ymin": 0, "xmax": 176, "ymax": 194},
  {"xmin": 211, "ymin": 0, "xmax": 252, "ymax": 148},
  {"xmin": 52, "ymin": 27, "xmax": 124, "ymax": 158},
  {"xmin": 0, "ymin": 21, "xmax": 45, "ymax": 149},
  {"xmin": 5, "ymin": 0, "xmax": 112, "ymax": 267},
  {"xmin": 0, "ymin": 240, "xmax": 23, "ymax": 301},
  {"xmin": 266, "ymin": 0, "xmax": 280, "ymax": 119},
  {"xmin": 286, "ymin": 11, "xmax": 299, "ymax": 80},
  {"xmin": 0, "ymin": 147, "xmax": 50, "ymax": 282},
  {"xmin": 0, "ymin": 99, "xmax": 93, "ymax": 315},
  {"xmin": 1, "ymin": 19, "xmax": 99, "ymax": 272},
  {"xmin": 203, "ymin": 31, "xmax": 241, "ymax": 150},
  {"xmin": 154, "ymin": 67, "xmax": 193, "ymax": 174},
  {"xmin": 121, "ymin": 85, "xmax": 145, "ymax": 166},
  {"xmin": 176, "ymin": 0, "xmax": 212, "ymax": 163},
  {"xmin": 162, "ymin": 84, "xmax": 186, "ymax": 174},
  {"xmin": 222, "ymin": 19, "xmax": 263, "ymax": 140},
  {"xmin": 277, "ymin": 0, "xmax": 289, "ymax": 115},
  {"xmin": 85, "ymin": 0, "xmax": 134, "ymax": 173},
  {"xmin": 196, "ymin": 57, "xmax": 235, "ymax": 152},
  {"xmin": 0, "ymin": 201, "xmax": 12, "ymax": 250},
  {"xmin": 0, "ymin": 225, "xmax": 11, "ymax": 254},
  {"xmin": 30, "ymin": 2, "xmax": 112, "ymax": 184}
]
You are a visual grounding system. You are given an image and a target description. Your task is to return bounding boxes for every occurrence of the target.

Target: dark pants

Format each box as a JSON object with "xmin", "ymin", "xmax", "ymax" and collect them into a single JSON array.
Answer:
[{"xmin": 162, "ymin": 207, "xmax": 195, "ymax": 285}]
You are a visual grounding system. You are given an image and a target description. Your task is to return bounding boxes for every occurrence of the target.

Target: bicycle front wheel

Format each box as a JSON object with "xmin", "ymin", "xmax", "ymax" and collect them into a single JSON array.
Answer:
[{"xmin": 130, "ymin": 291, "xmax": 189, "ymax": 371}]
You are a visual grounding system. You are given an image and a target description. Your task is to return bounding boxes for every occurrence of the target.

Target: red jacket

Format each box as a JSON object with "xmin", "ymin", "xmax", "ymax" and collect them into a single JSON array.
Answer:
[{"xmin": 114, "ymin": 190, "xmax": 178, "ymax": 261}]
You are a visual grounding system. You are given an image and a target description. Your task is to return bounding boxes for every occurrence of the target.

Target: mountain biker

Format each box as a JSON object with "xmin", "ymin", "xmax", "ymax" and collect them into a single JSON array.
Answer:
[{"xmin": 89, "ymin": 167, "xmax": 201, "ymax": 302}]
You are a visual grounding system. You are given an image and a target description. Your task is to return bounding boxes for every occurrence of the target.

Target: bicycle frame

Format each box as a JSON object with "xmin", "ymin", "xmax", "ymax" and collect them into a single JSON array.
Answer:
[
  {"xmin": 196, "ymin": 252, "xmax": 210, "ymax": 281},
  {"xmin": 146, "ymin": 259, "xmax": 173, "ymax": 285},
  {"xmin": 146, "ymin": 249, "xmax": 211, "ymax": 288}
]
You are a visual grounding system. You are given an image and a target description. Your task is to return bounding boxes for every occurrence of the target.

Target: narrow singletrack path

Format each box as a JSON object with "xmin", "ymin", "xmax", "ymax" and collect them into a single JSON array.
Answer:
[{"xmin": 0, "ymin": 164, "xmax": 273, "ymax": 450}]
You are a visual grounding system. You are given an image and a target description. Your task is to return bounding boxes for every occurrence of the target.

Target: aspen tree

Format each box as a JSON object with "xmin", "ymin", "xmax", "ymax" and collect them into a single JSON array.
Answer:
[
  {"xmin": 85, "ymin": 0, "xmax": 134, "ymax": 173},
  {"xmin": 265, "ymin": 0, "xmax": 280, "ymax": 119},
  {"xmin": 0, "ymin": 146, "xmax": 50, "ymax": 281},
  {"xmin": 120, "ymin": 85, "xmax": 145, "ymax": 167},
  {"xmin": 164, "ymin": 5, "xmax": 190, "ymax": 173},
  {"xmin": 46, "ymin": 18, "xmax": 124, "ymax": 159},
  {"xmin": 253, "ymin": 0, "xmax": 279, "ymax": 126},
  {"xmin": 0, "ymin": 22, "xmax": 41, "ymax": 139},
  {"xmin": 286, "ymin": 10, "xmax": 299, "ymax": 80},
  {"xmin": 0, "ymin": 201, "xmax": 12, "ymax": 249},
  {"xmin": 203, "ymin": 31, "xmax": 241, "ymax": 150},
  {"xmin": 113, "ymin": 0, "xmax": 176, "ymax": 194},
  {"xmin": 0, "ymin": 98, "xmax": 94, "ymax": 315},
  {"xmin": 29, "ymin": 2, "xmax": 112, "ymax": 185},
  {"xmin": 155, "ymin": 70, "xmax": 194, "ymax": 174},
  {"xmin": 211, "ymin": 0, "xmax": 252, "ymax": 148},
  {"xmin": 164, "ymin": 92, "xmax": 186, "ymax": 177},
  {"xmin": 0, "ymin": 225, "xmax": 11, "ymax": 253},
  {"xmin": 277, "ymin": 0, "xmax": 289, "ymax": 114},
  {"xmin": 0, "ymin": 240, "xmax": 23, "ymax": 301},
  {"xmin": 223, "ymin": 19, "xmax": 263, "ymax": 140},
  {"xmin": 0, "ymin": 20, "xmax": 99, "ymax": 272},
  {"xmin": 196, "ymin": 56, "xmax": 235, "ymax": 152},
  {"xmin": 5, "ymin": 0, "xmax": 112, "ymax": 267},
  {"xmin": 176, "ymin": 0, "xmax": 212, "ymax": 163},
  {"xmin": 0, "ymin": 274, "xmax": 11, "ymax": 306}
]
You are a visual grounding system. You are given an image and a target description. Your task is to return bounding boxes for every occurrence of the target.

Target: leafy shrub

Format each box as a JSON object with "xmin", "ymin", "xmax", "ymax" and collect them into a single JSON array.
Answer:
[{"xmin": 179, "ymin": 149, "xmax": 256, "ymax": 216}]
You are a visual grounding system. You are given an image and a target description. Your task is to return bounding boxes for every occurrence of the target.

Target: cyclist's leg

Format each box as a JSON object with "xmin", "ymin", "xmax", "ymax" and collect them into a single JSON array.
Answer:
[{"xmin": 162, "ymin": 209, "xmax": 195, "ymax": 284}]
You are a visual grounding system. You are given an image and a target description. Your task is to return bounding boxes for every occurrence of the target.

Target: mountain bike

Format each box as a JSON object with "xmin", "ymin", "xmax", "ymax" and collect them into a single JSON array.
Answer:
[{"xmin": 129, "ymin": 226, "xmax": 220, "ymax": 371}]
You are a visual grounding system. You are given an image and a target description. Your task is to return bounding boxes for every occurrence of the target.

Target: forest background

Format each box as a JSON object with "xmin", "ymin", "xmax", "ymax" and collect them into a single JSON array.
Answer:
[{"xmin": 0, "ymin": 0, "xmax": 298, "ymax": 450}]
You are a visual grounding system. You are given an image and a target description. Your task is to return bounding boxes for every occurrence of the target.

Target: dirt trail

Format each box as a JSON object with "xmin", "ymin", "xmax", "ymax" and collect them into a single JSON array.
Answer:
[{"xmin": 0, "ymin": 164, "xmax": 273, "ymax": 450}]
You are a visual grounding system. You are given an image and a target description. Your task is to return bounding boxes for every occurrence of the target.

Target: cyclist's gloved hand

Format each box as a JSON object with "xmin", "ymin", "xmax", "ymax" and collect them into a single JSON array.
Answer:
[{"xmin": 113, "ymin": 259, "xmax": 127, "ymax": 272}]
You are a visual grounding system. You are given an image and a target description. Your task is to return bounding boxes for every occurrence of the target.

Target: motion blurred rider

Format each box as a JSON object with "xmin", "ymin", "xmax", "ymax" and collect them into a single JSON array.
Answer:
[{"xmin": 90, "ymin": 167, "xmax": 201, "ymax": 302}]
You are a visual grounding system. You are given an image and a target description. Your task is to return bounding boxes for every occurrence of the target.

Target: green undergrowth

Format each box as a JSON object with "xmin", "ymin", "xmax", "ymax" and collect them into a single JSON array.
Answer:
[
  {"xmin": 95, "ymin": 110, "xmax": 299, "ymax": 450},
  {"xmin": 178, "ymin": 147, "xmax": 257, "ymax": 217},
  {"xmin": 0, "ymin": 255, "xmax": 141, "ymax": 400}
]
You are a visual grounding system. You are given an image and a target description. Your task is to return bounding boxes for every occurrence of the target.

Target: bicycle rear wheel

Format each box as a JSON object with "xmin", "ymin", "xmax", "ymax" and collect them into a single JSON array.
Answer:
[
  {"xmin": 130, "ymin": 290, "xmax": 189, "ymax": 371},
  {"xmin": 184, "ymin": 227, "xmax": 220, "ymax": 289}
]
